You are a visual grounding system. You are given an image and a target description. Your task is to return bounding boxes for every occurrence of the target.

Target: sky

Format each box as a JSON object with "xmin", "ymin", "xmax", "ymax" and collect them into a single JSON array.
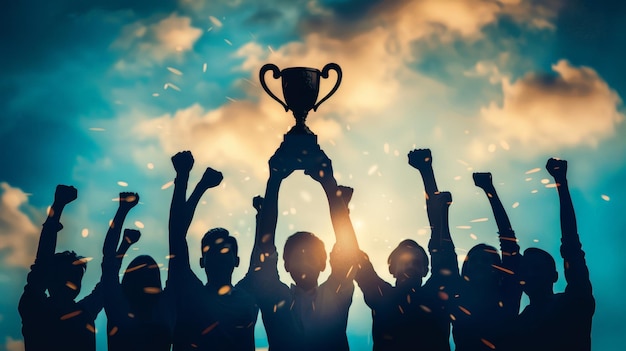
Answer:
[{"xmin": 1, "ymin": 0, "xmax": 625, "ymax": 349}]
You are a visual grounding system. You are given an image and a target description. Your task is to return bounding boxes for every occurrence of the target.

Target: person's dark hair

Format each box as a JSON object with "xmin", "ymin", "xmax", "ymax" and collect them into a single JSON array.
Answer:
[
  {"xmin": 50, "ymin": 250, "xmax": 87, "ymax": 274},
  {"xmin": 461, "ymin": 243, "xmax": 501, "ymax": 279},
  {"xmin": 201, "ymin": 227, "xmax": 238, "ymax": 257},
  {"xmin": 522, "ymin": 247, "xmax": 557, "ymax": 273},
  {"xmin": 387, "ymin": 239, "xmax": 429, "ymax": 273},
  {"xmin": 283, "ymin": 231, "xmax": 327, "ymax": 266},
  {"xmin": 121, "ymin": 255, "xmax": 162, "ymax": 303}
]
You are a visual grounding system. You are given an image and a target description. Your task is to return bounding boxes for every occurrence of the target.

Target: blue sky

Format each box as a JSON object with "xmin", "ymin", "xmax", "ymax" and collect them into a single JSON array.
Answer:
[{"xmin": 1, "ymin": 0, "xmax": 625, "ymax": 350}]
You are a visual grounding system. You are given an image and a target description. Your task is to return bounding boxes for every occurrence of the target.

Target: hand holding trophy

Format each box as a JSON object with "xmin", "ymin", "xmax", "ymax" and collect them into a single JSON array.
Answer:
[{"xmin": 260, "ymin": 63, "xmax": 342, "ymax": 170}]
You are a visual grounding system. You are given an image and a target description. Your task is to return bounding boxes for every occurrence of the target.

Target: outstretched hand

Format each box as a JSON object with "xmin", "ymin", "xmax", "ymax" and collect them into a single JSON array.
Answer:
[
  {"xmin": 546, "ymin": 158, "xmax": 567, "ymax": 180},
  {"xmin": 172, "ymin": 151, "xmax": 194, "ymax": 174},
  {"xmin": 123, "ymin": 228, "xmax": 141, "ymax": 245},
  {"xmin": 198, "ymin": 167, "xmax": 223, "ymax": 190},
  {"xmin": 473, "ymin": 172, "xmax": 494, "ymax": 191},
  {"xmin": 408, "ymin": 149, "xmax": 432, "ymax": 171},
  {"xmin": 119, "ymin": 192, "xmax": 139, "ymax": 210},
  {"xmin": 304, "ymin": 151, "xmax": 334, "ymax": 184},
  {"xmin": 337, "ymin": 185, "xmax": 353, "ymax": 207},
  {"xmin": 54, "ymin": 185, "xmax": 78, "ymax": 206},
  {"xmin": 252, "ymin": 195, "xmax": 264, "ymax": 213},
  {"xmin": 269, "ymin": 149, "xmax": 296, "ymax": 180}
]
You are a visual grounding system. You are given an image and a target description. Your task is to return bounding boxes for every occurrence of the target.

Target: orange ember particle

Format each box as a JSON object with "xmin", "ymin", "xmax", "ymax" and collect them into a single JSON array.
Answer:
[
  {"xmin": 450, "ymin": 314, "xmax": 456, "ymax": 321},
  {"xmin": 201, "ymin": 322, "xmax": 219, "ymax": 335},
  {"xmin": 65, "ymin": 281, "xmax": 78, "ymax": 290},
  {"xmin": 491, "ymin": 264, "xmax": 514, "ymax": 275},
  {"xmin": 125, "ymin": 263, "xmax": 147, "ymax": 273},
  {"xmin": 218, "ymin": 285, "xmax": 232, "ymax": 296},
  {"xmin": 481, "ymin": 338, "xmax": 496, "ymax": 349},
  {"xmin": 203, "ymin": 245, "xmax": 210, "ymax": 253},
  {"xmin": 398, "ymin": 305, "xmax": 405, "ymax": 314},
  {"xmin": 109, "ymin": 326, "xmax": 119, "ymax": 336},
  {"xmin": 60, "ymin": 310, "xmax": 83, "ymax": 320},
  {"xmin": 407, "ymin": 295, "xmax": 411, "ymax": 304},
  {"xmin": 86, "ymin": 324, "xmax": 96, "ymax": 333},
  {"xmin": 262, "ymin": 234, "xmax": 271, "ymax": 243},
  {"xmin": 215, "ymin": 238, "xmax": 224, "ymax": 244},
  {"xmin": 458, "ymin": 306, "xmax": 471, "ymax": 315},
  {"xmin": 220, "ymin": 247, "xmax": 230, "ymax": 254},
  {"xmin": 419, "ymin": 305, "xmax": 431, "ymax": 313},
  {"xmin": 438, "ymin": 291, "xmax": 449, "ymax": 301},
  {"xmin": 144, "ymin": 287, "xmax": 161, "ymax": 294},
  {"xmin": 72, "ymin": 257, "xmax": 93, "ymax": 265}
]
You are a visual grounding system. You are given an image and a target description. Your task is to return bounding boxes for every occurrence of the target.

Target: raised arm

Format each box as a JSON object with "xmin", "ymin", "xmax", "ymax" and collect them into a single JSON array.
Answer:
[
  {"xmin": 473, "ymin": 172, "xmax": 522, "ymax": 313},
  {"xmin": 473, "ymin": 173, "xmax": 517, "ymax": 244},
  {"xmin": 428, "ymin": 191, "xmax": 459, "ymax": 277},
  {"xmin": 37, "ymin": 185, "xmax": 78, "ymax": 261},
  {"xmin": 103, "ymin": 193, "xmax": 139, "ymax": 260},
  {"xmin": 250, "ymin": 150, "xmax": 294, "ymax": 267},
  {"xmin": 305, "ymin": 152, "xmax": 359, "ymax": 282},
  {"xmin": 168, "ymin": 151, "xmax": 223, "ymax": 277},
  {"xmin": 19, "ymin": 185, "xmax": 77, "ymax": 314},
  {"xmin": 546, "ymin": 158, "xmax": 592, "ymax": 295},
  {"xmin": 408, "ymin": 149, "xmax": 439, "ymax": 200}
]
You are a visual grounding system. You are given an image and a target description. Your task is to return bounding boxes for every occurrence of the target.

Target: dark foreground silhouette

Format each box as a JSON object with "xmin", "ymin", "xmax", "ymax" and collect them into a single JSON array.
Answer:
[
  {"xmin": 168, "ymin": 151, "xmax": 258, "ymax": 351},
  {"xmin": 19, "ymin": 185, "xmax": 103, "ymax": 351},
  {"xmin": 17, "ymin": 151, "xmax": 594, "ymax": 351}
]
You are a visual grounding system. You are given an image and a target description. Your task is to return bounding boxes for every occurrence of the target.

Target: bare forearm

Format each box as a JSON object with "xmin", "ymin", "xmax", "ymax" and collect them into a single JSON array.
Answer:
[
  {"xmin": 322, "ymin": 180, "xmax": 359, "ymax": 251},
  {"xmin": 482, "ymin": 187, "xmax": 515, "ymax": 238},
  {"xmin": 36, "ymin": 201, "xmax": 67, "ymax": 260},
  {"xmin": 556, "ymin": 179, "xmax": 578, "ymax": 239},
  {"xmin": 255, "ymin": 177, "xmax": 281, "ymax": 255},
  {"xmin": 103, "ymin": 209, "xmax": 130, "ymax": 256}
]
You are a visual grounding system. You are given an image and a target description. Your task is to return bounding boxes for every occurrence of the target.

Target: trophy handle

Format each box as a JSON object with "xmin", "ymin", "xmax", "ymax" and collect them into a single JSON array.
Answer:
[
  {"xmin": 313, "ymin": 63, "xmax": 342, "ymax": 112},
  {"xmin": 259, "ymin": 64, "xmax": 289, "ymax": 112}
]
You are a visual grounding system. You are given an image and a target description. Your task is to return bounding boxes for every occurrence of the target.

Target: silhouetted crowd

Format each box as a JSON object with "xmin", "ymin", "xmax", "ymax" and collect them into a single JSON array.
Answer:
[{"xmin": 19, "ymin": 148, "xmax": 594, "ymax": 351}]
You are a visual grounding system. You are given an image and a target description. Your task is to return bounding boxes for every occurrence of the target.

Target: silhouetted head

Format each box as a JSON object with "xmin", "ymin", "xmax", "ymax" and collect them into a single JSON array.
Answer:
[
  {"xmin": 121, "ymin": 255, "xmax": 162, "ymax": 309},
  {"xmin": 200, "ymin": 228, "xmax": 240, "ymax": 280},
  {"xmin": 519, "ymin": 247, "xmax": 557, "ymax": 299},
  {"xmin": 48, "ymin": 251, "xmax": 86, "ymax": 300},
  {"xmin": 461, "ymin": 244, "xmax": 502, "ymax": 288},
  {"xmin": 283, "ymin": 231, "xmax": 326, "ymax": 291},
  {"xmin": 388, "ymin": 239, "xmax": 428, "ymax": 287}
]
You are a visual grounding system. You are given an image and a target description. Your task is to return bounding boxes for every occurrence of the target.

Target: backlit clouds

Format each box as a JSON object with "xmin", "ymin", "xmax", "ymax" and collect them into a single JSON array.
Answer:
[
  {"xmin": 481, "ymin": 60, "xmax": 624, "ymax": 150},
  {"xmin": 0, "ymin": 183, "xmax": 39, "ymax": 268},
  {"xmin": 112, "ymin": 13, "xmax": 203, "ymax": 63}
]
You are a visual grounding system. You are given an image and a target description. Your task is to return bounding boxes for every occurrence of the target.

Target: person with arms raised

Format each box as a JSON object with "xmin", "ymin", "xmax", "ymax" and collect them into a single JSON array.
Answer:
[
  {"xmin": 448, "ymin": 170, "xmax": 522, "ymax": 350},
  {"xmin": 355, "ymin": 148, "xmax": 457, "ymax": 351},
  {"xmin": 19, "ymin": 185, "xmax": 103, "ymax": 351},
  {"xmin": 168, "ymin": 151, "xmax": 258, "ymax": 351},
  {"xmin": 511, "ymin": 158, "xmax": 595, "ymax": 351},
  {"xmin": 241, "ymin": 148, "xmax": 360, "ymax": 351},
  {"xmin": 101, "ymin": 192, "xmax": 175, "ymax": 351}
]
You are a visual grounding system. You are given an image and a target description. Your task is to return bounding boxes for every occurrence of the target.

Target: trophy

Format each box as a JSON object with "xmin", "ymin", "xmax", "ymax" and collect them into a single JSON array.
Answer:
[{"xmin": 260, "ymin": 63, "xmax": 342, "ymax": 169}]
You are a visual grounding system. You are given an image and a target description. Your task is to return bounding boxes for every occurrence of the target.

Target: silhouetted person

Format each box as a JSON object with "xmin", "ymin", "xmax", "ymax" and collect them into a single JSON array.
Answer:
[
  {"xmin": 168, "ymin": 151, "xmax": 258, "ymax": 351},
  {"xmin": 240, "ymin": 148, "xmax": 360, "ymax": 351},
  {"xmin": 511, "ymin": 158, "xmax": 595, "ymax": 351},
  {"xmin": 354, "ymin": 148, "xmax": 457, "ymax": 351},
  {"xmin": 101, "ymin": 192, "xmax": 175, "ymax": 351},
  {"xmin": 449, "ymin": 171, "xmax": 522, "ymax": 350},
  {"xmin": 18, "ymin": 185, "xmax": 103, "ymax": 351}
]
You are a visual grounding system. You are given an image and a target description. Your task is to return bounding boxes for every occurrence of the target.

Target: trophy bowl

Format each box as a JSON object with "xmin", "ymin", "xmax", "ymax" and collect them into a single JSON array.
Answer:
[{"xmin": 260, "ymin": 63, "xmax": 342, "ymax": 135}]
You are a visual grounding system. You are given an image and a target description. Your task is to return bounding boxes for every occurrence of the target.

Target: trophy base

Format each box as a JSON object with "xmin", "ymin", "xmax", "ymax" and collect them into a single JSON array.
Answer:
[{"xmin": 280, "ymin": 132, "xmax": 321, "ymax": 170}]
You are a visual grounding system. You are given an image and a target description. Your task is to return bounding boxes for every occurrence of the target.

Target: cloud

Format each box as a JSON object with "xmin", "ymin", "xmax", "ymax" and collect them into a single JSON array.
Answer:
[
  {"xmin": 5, "ymin": 337, "xmax": 24, "ymax": 351},
  {"xmin": 480, "ymin": 60, "xmax": 624, "ymax": 151},
  {"xmin": 0, "ymin": 183, "xmax": 40, "ymax": 268},
  {"xmin": 299, "ymin": 0, "xmax": 561, "ymax": 58},
  {"xmin": 112, "ymin": 13, "xmax": 203, "ymax": 65}
]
